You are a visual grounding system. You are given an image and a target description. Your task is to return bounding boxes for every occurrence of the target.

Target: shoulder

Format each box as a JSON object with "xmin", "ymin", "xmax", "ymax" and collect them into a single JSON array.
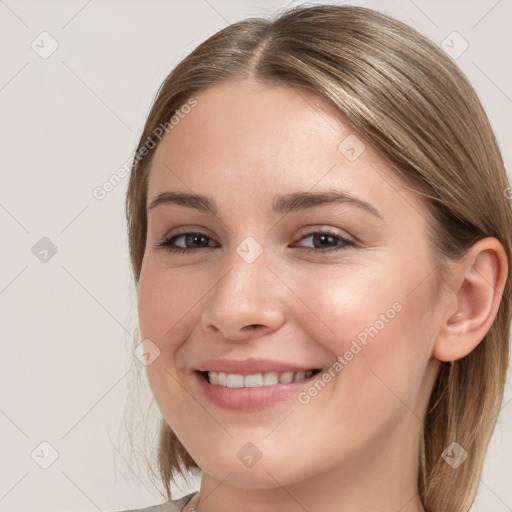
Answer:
[{"xmin": 110, "ymin": 491, "xmax": 198, "ymax": 512}]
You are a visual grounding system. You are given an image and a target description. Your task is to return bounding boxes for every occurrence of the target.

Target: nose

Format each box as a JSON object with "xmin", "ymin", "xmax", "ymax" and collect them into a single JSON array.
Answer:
[{"xmin": 199, "ymin": 243, "xmax": 286, "ymax": 341}]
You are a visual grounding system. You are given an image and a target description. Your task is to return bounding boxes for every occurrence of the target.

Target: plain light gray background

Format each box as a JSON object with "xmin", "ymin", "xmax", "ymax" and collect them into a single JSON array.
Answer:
[{"xmin": 1, "ymin": 0, "xmax": 511, "ymax": 511}]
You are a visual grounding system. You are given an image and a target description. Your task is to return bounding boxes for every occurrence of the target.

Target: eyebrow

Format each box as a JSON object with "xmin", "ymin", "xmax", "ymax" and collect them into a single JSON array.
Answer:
[{"xmin": 147, "ymin": 190, "xmax": 383, "ymax": 219}]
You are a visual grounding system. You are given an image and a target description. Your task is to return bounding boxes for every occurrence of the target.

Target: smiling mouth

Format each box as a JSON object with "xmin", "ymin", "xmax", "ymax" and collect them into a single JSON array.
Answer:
[{"xmin": 198, "ymin": 369, "xmax": 322, "ymax": 388}]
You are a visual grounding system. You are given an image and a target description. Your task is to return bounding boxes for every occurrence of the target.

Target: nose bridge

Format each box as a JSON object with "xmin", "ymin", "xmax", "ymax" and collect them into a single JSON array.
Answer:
[{"xmin": 200, "ymin": 234, "xmax": 285, "ymax": 339}]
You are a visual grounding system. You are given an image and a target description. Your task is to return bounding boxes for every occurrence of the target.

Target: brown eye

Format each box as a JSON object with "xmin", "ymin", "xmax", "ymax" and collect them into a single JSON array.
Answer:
[
  {"xmin": 295, "ymin": 230, "xmax": 356, "ymax": 253},
  {"xmin": 155, "ymin": 232, "xmax": 218, "ymax": 254}
]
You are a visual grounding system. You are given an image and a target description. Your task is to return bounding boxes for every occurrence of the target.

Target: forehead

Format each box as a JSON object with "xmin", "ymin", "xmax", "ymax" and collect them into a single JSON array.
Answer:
[
  {"xmin": 146, "ymin": 80, "xmax": 422, "ymax": 223},
  {"xmin": 157, "ymin": 80, "xmax": 346, "ymax": 166}
]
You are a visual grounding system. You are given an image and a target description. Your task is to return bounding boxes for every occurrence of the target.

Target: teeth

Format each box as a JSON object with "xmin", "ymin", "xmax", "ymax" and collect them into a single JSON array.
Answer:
[
  {"xmin": 206, "ymin": 370, "xmax": 315, "ymax": 388},
  {"xmin": 293, "ymin": 370, "xmax": 306, "ymax": 382},
  {"xmin": 262, "ymin": 371, "xmax": 279, "ymax": 386},
  {"xmin": 226, "ymin": 373, "xmax": 244, "ymax": 388},
  {"xmin": 244, "ymin": 373, "xmax": 263, "ymax": 387},
  {"xmin": 279, "ymin": 371, "xmax": 294, "ymax": 383}
]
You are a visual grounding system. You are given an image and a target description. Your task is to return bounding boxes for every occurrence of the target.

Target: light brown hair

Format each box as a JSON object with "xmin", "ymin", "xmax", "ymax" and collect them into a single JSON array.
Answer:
[{"xmin": 125, "ymin": 5, "xmax": 512, "ymax": 511}]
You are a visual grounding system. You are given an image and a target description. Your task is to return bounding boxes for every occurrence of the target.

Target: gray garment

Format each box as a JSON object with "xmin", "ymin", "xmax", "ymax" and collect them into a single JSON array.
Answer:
[{"xmin": 111, "ymin": 491, "xmax": 198, "ymax": 512}]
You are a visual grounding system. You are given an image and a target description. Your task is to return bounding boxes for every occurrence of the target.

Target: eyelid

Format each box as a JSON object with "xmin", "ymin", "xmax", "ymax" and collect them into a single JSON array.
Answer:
[
  {"xmin": 157, "ymin": 225, "xmax": 216, "ymax": 241},
  {"xmin": 295, "ymin": 225, "xmax": 355, "ymax": 241}
]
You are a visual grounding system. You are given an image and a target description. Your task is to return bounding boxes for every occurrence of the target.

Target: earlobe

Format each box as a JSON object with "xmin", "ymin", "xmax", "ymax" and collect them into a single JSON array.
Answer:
[{"xmin": 432, "ymin": 237, "xmax": 508, "ymax": 363}]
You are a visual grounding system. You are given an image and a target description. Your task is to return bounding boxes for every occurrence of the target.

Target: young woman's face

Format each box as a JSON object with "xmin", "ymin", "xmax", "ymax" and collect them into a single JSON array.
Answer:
[{"xmin": 138, "ymin": 80, "xmax": 445, "ymax": 489}]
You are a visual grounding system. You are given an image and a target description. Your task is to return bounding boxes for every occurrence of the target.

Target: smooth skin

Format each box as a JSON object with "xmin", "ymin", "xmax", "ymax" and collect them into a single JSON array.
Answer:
[{"xmin": 137, "ymin": 79, "xmax": 507, "ymax": 512}]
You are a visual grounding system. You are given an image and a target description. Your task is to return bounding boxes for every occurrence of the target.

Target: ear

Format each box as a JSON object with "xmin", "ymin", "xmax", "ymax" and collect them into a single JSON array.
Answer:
[{"xmin": 433, "ymin": 237, "xmax": 508, "ymax": 362}]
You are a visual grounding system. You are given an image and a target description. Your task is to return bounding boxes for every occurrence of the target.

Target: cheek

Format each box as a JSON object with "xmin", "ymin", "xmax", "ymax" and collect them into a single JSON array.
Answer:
[
  {"xmin": 137, "ymin": 262, "xmax": 201, "ymax": 417},
  {"xmin": 294, "ymin": 259, "xmax": 434, "ymax": 407},
  {"xmin": 289, "ymin": 262, "xmax": 401, "ymax": 354},
  {"xmin": 137, "ymin": 260, "xmax": 199, "ymax": 350}
]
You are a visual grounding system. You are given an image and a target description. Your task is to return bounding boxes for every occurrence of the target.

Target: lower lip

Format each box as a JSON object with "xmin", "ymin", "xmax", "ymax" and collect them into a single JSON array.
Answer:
[{"xmin": 193, "ymin": 371, "xmax": 317, "ymax": 411}]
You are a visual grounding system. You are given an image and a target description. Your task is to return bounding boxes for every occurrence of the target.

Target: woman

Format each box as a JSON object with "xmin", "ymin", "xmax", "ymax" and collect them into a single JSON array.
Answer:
[{"xmin": 117, "ymin": 4, "xmax": 512, "ymax": 512}]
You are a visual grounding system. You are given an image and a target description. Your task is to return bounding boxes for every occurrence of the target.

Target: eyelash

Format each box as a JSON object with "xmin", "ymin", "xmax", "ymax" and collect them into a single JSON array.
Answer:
[{"xmin": 154, "ymin": 229, "xmax": 356, "ymax": 255}]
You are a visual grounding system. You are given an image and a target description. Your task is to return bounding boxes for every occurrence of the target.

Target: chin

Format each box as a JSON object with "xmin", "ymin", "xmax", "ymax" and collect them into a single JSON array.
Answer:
[{"xmin": 196, "ymin": 446, "xmax": 318, "ymax": 490}]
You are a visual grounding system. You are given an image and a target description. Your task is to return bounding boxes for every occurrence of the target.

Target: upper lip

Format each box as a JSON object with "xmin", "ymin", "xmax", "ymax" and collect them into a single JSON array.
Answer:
[{"xmin": 195, "ymin": 358, "xmax": 319, "ymax": 375}]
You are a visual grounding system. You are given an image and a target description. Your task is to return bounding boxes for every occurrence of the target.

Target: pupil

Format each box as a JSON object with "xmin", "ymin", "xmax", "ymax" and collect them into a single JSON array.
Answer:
[
  {"xmin": 188, "ymin": 234, "xmax": 205, "ymax": 247},
  {"xmin": 316, "ymin": 234, "xmax": 334, "ymax": 248}
]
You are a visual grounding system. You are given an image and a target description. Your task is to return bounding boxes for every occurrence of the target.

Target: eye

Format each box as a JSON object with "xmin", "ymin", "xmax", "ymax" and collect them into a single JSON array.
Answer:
[
  {"xmin": 154, "ymin": 228, "xmax": 356, "ymax": 255},
  {"xmin": 293, "ymin": 229, "xmax": 356, "ymax": 253},
  {"xmin": 154, "ymin": 231, "xmax": 218, "ymax": 255}
]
